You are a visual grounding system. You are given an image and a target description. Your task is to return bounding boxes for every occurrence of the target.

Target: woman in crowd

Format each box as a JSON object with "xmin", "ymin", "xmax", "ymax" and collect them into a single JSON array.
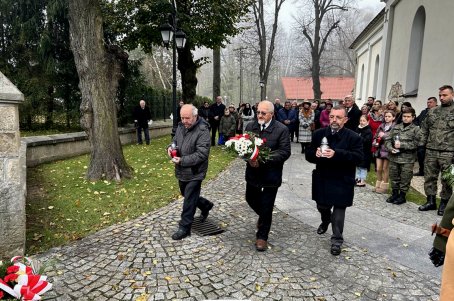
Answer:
[
  {"xmin": 367, "ymin": 100, "xmax": 384, "ymax": 139},
  {"xmin": 356, "ymin": 115, "xmax": 373, "ymax": 187},
  {"xmin": 241, "ymin": 103, "xmax": 255, "ymax": 132},
  {"xmin": 361, "ymin": 105, "xmax": 370, "ymax": 116},
  {"xmin": 395, "ymin": 101, "xmax": 412, "ymax": 124},
  {"xmin": 298, "ymin": 101, "xmax": 314, "ymax": 154},
  {"xmin": 372, "ymin": 110, "xmax": 396, "ymax": 193},
  {"xmin": 219, "ymin": 108, "xmax": 236, "ymax": 145},
  {"xmin": 319, "ymin": 102, "xmax": 332, "ymax": 128}
]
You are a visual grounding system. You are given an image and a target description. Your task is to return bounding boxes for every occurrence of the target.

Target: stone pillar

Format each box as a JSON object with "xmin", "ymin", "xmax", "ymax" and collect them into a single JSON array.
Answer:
[{"xmin": 0, "ymin": 71, "xmax": 25, "ymax": 259}]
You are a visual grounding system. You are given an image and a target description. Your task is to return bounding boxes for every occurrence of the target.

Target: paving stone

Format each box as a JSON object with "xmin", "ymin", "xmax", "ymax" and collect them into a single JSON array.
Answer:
[{"xmin": 34, "ymin": 145, "xmax": 441, "ymax": 300}]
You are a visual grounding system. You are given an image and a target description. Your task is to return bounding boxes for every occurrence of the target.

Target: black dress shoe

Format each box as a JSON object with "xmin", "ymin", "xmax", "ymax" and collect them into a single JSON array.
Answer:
[
  {"xmin": 317, "ymin": 223, "xmax": 330, "ymax": 235},
  {"xmin": 171, "ymin": 228, "xmax": 191, "ymax": 240},
  {"xmin": 200, "ymin": 202, "xmax": 214, "ymax": 222},
  {"xmin": 330, "ymin": 245, "xmax": 341, "ymax": 256}
]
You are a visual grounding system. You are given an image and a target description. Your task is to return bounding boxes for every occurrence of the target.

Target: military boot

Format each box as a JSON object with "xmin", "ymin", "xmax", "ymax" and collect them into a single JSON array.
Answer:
[
  {"xmin": 393, "ymin": 191, "xmax": 407, "ymax": 205},
  {"xmin": 386, "ymin": 189, "xmax": 399, "ymax": 203},
  {"xmin": 418, "ymin": 195, "xmax": 437, "ymax": 211},
  {"xmin": 437, "ymin": 199, "xmax": 448, "ymax": 216}
]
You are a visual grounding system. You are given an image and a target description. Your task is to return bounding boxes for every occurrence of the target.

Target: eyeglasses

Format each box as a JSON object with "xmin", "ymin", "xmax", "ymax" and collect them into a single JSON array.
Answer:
[
  {"xmin": 256, "ymin": 111, "xmax": 270, "ymax": 116},
  {"xmin": 329, "ymin": 115, "xmax": 345, "ymax": 120}
]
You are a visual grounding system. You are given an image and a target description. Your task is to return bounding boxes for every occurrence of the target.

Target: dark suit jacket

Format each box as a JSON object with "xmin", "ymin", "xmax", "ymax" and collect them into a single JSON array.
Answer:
[
  {"xmin": 245, "ymin": 120, "xmax": 291, "ymax": 187},
  {"xmin": 306, "ymin": 126, "xmax": 363, "ymax": 207},
  {"xmin": 345, "ymin": 104, "xmax": 362, "ymax": 131}
]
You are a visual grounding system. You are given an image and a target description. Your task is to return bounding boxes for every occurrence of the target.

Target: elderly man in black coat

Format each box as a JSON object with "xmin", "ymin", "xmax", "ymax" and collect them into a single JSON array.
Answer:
[
  {"xmin": 245, "ymin": 100, "xmax": 291, "ymax": 251},
  {"xmin": 306, "ymin": 105, "xmax": 363, "ymax": 256}
]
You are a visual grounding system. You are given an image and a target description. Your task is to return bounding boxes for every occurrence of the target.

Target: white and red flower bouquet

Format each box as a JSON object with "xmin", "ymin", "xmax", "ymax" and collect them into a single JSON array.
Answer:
[
  {"xmin": 0, "ymin": 256, "xmax": 52, "ymax": 300},
  {"xmin": 225, "ymin": 132, "xmax": 270, "ymax": 163}
]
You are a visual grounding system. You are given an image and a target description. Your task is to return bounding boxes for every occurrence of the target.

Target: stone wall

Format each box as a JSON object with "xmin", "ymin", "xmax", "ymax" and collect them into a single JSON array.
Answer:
[
  {"xmin": 0, "ymin": 71, "xmax": 25, "ymax": 259},
  {"xmin": 23, "ymin": 123, "xmax": 172, "ymax": 167}
]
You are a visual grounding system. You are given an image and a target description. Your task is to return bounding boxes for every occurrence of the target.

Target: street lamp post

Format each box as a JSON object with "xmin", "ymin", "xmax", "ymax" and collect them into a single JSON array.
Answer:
[{"xmin": 160, "ymin": 0, "xmax": 186, "ymax": 136}]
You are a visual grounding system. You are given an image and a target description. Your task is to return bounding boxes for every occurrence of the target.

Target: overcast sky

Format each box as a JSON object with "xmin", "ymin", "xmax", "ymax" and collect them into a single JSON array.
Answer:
[{"xmin": 280, "ymin": 0, "xmax": 386, "ymax": 28}]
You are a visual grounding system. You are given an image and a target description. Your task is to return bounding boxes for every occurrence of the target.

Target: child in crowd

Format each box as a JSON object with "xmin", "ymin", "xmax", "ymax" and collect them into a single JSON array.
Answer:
[
  {"xmin": 355, "ymin": 115, "xmax": 373, "ymax": 187},
  {"xmin": 219, "ymin": 108, "xmax": 236, "ymax": 145},
  {"xmin": 372, "ymin": 110, "xmax": 396, "ymax": 193},
  {"xmin": 384, "ymin": 107, "xmax": 419, "ymax": 204}
]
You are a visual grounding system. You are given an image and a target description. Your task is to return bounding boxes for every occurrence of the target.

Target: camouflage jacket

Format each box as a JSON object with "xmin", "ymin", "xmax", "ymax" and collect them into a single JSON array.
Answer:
[
  {"xmin": 419, "ymin": 101, "xmax": 454, "ymax": 152},
  {"xmin": 385, "ymin": 123, "xmax": 419, "ymax": 163},
  {"xmin": 434, "ymin": 195, "xmax": 454, "ymax": 253}
]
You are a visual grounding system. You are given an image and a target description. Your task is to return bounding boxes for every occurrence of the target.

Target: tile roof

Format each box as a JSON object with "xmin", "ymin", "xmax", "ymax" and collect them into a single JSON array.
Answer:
[{"xmin": 281, "ymin": 76, "xmax": 355, "ymax": 101}]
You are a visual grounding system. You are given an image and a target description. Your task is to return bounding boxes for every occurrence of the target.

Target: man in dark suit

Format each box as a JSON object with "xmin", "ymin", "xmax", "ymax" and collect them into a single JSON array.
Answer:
[
  {"xmin": 306, "ymin": 105, "xmax": 363, "ymax": 255},
  {"xmin": 209, "ymin": 96, "xmax": 226, "ymax": 146},
  {"xmin": 132, "ymin": 99, "xmax": 152, "ymax": 145},
  {"xmin": 245, "ymin": 100, "xmax": 291, "ymax": 251},
  {"xmin": 343, "ymin": 95, "xmax": 362, "ymax": 130}
]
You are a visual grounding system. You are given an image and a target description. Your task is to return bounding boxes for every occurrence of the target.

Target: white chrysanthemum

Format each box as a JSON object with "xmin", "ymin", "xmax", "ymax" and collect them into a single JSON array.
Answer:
[{"xmin": 254, "ymin": 137, "xmax": 263, "ymax": 146}]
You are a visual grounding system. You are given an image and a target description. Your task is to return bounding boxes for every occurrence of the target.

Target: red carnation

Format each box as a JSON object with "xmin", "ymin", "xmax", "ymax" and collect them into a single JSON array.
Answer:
[
  {"xmin": 4, "ymin": 273, "xmax": 18, "ymax": 282},
  {"xmin": 6, "ymin": 265, "xmax": 19, "ymax": 274},
  {"xmin": 0, "ymin": 290, "xmax": 4, "ymax": 299},
  {"xmin": 262, "ymin": 138, "xmax": 267, "ymax": 143}
]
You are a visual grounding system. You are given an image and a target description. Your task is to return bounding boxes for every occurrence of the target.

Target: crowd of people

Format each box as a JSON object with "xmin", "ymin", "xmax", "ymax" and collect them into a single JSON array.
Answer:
[{"xmin": 163, "ymin": 87, "xmax": 452, "ymax": 297}]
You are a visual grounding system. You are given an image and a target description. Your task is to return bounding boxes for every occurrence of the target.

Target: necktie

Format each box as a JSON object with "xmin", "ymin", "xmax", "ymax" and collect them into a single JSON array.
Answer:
[{"xmin": 261, "ymin": 124, "xmax": 266, "ymax": 132}]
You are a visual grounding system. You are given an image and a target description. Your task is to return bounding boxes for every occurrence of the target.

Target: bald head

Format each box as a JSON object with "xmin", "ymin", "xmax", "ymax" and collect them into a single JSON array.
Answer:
[{"xmin": 180, "ymin": 104, "xmax": 198, "ymax": 128}]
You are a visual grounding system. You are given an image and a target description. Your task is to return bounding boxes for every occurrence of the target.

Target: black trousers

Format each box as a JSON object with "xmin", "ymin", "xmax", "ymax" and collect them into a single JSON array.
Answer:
[
  {"xmin": 416, "ymin": 146, "xmax": 426, "ymax": 174},
  {"xmin": 210, "ymin": 120, "xmax": 220, "ymax": 146},
  {"xmin": 178, "ymin": 180, "xmax": 212, "ymax": 230},
  {"xmin": 317, "ymin": 204, "xmax": 346, "ymax": 247},
  {"xmin": 245, "ymin": 183, "xmax": 278, "ymax": 241}
]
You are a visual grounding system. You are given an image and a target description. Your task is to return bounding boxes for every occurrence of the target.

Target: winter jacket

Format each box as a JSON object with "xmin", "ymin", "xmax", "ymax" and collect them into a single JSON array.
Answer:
[
  {"xmin": 133, "ymin": 105, "xmax": 152, "ymax": 128},
  {"xmin": 345, "ymin": 104, "xmax": 362, "ymax": 130},
  {"xmin": 245, "ymin": 120, "xmax": 291, "ymax": 187},
  {"xmin": 356, "ymin": 125, "xmax": 373, "ymax": 169},
  {"xmin": 306, "ymin": 126, "xmax": 363, "ymax": 207},
  {"xmin": 276, "ymin": 108, "xmax": 298, "ymax": 132},
  {"xmin": 384, "ymin": 122, "xmax": 419, "ymax": 164},
  {"xmin": 373, "ymin": 122, "xmax": 395, "ymax": 159},
  {"xmin": 219, "ymin": 115, "xmax": 236, "ymax": 137},
  {"xmin": 172, "ymin": 117, "xmax": 211, "ymax": 182}
]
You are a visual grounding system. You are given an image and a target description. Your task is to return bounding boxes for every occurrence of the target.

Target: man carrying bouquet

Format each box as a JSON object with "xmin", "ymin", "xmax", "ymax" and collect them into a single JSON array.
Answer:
[
  {"xmin": 168, "ymin": 104, "xmax": 214, "ymax": 240},
  {"xmin": 244, "ymin": 100, "xmax": 291, "ymax": 251}
]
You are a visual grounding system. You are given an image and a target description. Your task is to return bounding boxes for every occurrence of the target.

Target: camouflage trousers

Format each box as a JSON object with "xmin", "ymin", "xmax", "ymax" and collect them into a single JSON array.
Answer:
[
  {"xmin": 389, "ymin": 162, "xmax": 413, "ymax": 193},
  {"xmin": 424, "ymin": 149, "xmax": 453, "ymax": 199}
]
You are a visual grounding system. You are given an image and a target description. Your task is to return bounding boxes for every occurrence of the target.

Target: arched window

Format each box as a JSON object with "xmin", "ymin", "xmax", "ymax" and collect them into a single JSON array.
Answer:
[
  {"xmin": 359, "ymin": 64, "xmax": 365, "ymax": 100},
  {"xmin": 372, "ymin": 55, "xmax": 379, "ymax": 97},
  {"xmin": 406, "ymin": 6, "xmax": 426, "ymax": 95}
]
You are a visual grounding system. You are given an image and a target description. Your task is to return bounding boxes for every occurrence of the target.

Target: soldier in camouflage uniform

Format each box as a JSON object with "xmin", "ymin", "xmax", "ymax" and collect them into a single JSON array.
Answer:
[
  {"xmin": 418, "ymin": 85, "xmax": 454, "ymax": 216},
  {"xmin": 384, "ymin": 107, "xmax": 419, "ymax": 204}
]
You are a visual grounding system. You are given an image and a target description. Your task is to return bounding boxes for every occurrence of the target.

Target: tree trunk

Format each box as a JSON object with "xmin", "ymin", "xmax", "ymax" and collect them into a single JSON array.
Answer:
[
  {"xmin": 68, "ymin": 0, "xmax": 132, "ymax": 181},
  {"xmin": 212, "ymin": 46, "xmax": 221, "ymax": 101},
  {"xmin": 178, "ymin": 44, "xmax": 197, "ymax": 103},
  {"xmin": 312, "ymin": 54, "xmax": 322, "ymax": 100}
]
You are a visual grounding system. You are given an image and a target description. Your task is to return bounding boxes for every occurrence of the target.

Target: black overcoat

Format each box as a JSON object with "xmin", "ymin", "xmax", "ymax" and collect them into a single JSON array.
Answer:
[
  {"xmin": 306, "ymin": 126, "xmax": 363, "ymax": 207},
  {"xmin": 245, "ymin": 120, "xmax": 291, "ymax": 187},
  {"xmin": 356, "ymin": 125, "xmax": 373, "ymax": 170}
]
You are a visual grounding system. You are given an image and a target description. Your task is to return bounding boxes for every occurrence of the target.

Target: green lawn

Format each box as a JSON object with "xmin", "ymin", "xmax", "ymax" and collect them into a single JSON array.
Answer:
[{"xmin": 26, "ymin": 135, "xmax": 236, "ymax": 254}]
